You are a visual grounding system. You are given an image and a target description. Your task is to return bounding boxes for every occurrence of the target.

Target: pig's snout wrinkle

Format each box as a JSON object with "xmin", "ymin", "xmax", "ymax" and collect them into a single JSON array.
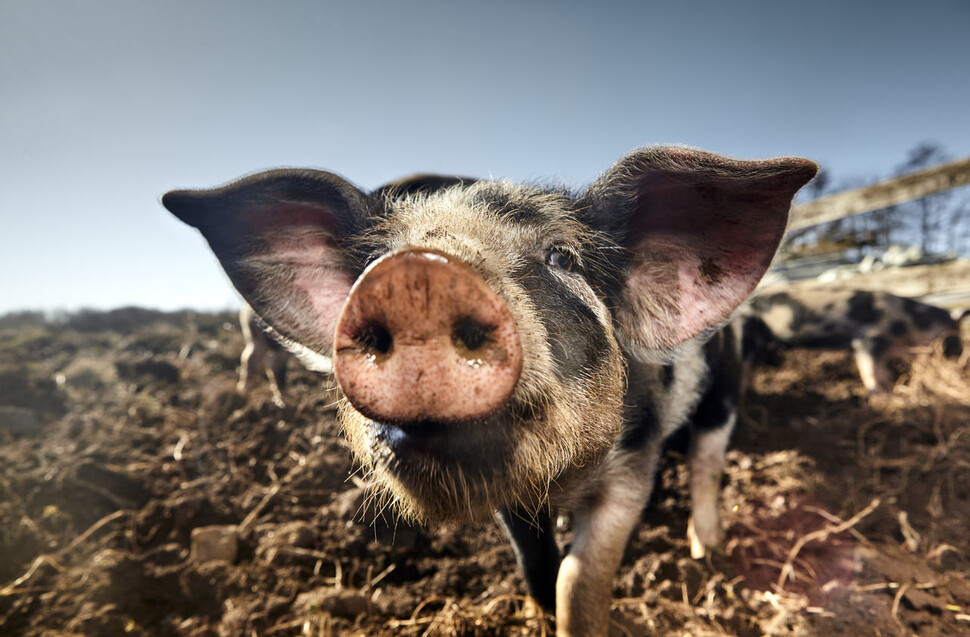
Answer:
[{"xmin": 333, "ymin": 248, "xmax": 523, "ymax": 424}]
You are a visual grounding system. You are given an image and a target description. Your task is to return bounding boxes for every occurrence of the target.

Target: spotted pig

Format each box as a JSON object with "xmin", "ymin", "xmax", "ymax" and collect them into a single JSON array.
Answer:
[
  {"xmin": 742, "ymin": 289, "xmax": 966, "ymax": 394},
  {"xmin": 163, "ymin": 146, "xmax": 815, "ymax": 636}
]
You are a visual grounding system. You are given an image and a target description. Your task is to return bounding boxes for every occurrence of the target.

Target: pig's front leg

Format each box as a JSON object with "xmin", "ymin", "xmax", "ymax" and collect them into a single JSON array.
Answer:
[
  {"xmin": 266, "ymin": 347, "xmax": 288, "ymax": 406},
  {"xmin": 688, "ymin": 423, "xmax": 733, "ymax": 558},
  {"xmin": 688, "ymin": 327, "xmax": 741, "ymax": 559},
  {"xmin": 497, "ymin": 505, "xmax": 560, "ymax": 611},
  {"xmin": 556, "ymin": 448, "xmax": 660, "ymax": 637},
  {"xmin": 852, "ymin": 334, "xmax": 892, "ymax": 394},
  {"xmin": 237, "ymin": 330, "xmax": 267, "ymax": 393}
]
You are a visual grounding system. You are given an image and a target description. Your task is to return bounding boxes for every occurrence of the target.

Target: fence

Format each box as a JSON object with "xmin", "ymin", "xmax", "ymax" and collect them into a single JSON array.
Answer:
[
  {"xmin": 787, "ymin": 156, "xmax": 970, "ymax": 231},
  {"xmin": 764, "ymin": 156, "xmax": 970, "ymax": 308}
]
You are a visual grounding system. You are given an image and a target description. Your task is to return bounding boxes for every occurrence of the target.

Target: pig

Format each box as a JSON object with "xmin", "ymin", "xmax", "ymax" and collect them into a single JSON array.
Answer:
[
  {"xmin": 237, "ymin": 301, "xmax": 292, "ymax": 405},
  {"xmin": 741, "ymin": 288, "xmax": 967, "ymax": 395},
  {"xmin": 162, "ymin": 146, "xmax": 815, "ymax": 636}
]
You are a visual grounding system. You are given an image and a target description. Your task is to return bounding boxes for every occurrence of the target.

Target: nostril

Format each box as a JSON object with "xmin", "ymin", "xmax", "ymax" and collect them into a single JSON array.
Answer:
[
  {"xmin": 355, "ymin": 322, "xmax": 393, "ymax": 357},
  {"xmin": 452, "ymin": 317, "xmax": 494, "ymax": 352}
]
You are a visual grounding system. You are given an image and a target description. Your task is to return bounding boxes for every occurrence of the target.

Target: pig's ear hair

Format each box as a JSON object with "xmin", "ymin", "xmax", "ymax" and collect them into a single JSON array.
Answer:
[
  {"xmin": 162, "ymin": 169, "xmax": 371, "ymax": 371},
  {"xmin": 372, "ymin": 174, "xmax": 476, "ymax": 199},
  {"xmin": 584, "ymin": 146, "xmax": 817, "ymax": 353}
]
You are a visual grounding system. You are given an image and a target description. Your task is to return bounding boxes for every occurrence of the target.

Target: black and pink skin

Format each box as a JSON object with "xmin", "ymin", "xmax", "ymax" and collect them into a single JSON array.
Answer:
[
  {"xmin": 163, "ymin": 147, "xmax": 815, "ymax": 636},
  {"xmin": 741, "ymin": 289, "xmax": 967, "ymax": 395}
]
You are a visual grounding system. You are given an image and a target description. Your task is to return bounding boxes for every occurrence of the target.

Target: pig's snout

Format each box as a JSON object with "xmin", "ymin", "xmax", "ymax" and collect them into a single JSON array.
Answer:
[{"xmin": 334, "ymin": 249, "xmax": 523, "ymax": 424}]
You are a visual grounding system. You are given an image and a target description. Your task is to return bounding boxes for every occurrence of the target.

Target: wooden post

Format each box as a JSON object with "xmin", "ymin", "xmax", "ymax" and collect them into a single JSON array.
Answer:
[{"xmin": 789, "ymin": 156, "xmax": 970, "ymax": 231}]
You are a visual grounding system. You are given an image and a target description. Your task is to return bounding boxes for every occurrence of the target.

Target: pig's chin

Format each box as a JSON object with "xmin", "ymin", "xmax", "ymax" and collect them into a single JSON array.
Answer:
[{"xmin": 339, "ymin": 403, "xmax": 544, "ymax": 523}]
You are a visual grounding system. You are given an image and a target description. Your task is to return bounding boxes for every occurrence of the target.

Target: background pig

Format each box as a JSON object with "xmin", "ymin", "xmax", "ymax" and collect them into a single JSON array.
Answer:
[
  {"xmin": 162, "ymin": 146, "xmax": 815, "ymax": 635},
  {"xmin": 237, "ymin": 302, "xmax": 293, "ymax": 405},
  {"xmin": 741, "ymin": 289, "xmax": 967, "ymax": 394}
]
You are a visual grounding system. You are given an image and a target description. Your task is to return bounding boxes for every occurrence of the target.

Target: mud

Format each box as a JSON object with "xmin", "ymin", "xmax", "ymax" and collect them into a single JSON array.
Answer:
[{"xmin": 1, "ymin": 308, "xmax": 968, "ymax": 636}]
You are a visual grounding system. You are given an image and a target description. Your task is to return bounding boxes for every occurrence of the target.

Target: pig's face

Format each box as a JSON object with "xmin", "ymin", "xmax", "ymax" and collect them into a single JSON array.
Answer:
[
  {"xmin": 163, "ymin": 147, "xmax": 816, "ymax": 522},
  {"xmin": 335, "ymin": 183, "xmax": 626, "ymax": 521}
]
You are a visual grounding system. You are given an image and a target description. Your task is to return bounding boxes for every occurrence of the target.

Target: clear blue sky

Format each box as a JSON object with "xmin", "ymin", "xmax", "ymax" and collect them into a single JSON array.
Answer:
[{"xmin": 3, "ymin": 0, "xmax": 968, "ymax": 313}]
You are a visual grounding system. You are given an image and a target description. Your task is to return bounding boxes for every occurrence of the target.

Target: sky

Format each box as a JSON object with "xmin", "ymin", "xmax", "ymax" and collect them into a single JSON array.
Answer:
[{"xmin": 2, "ymin": 0, "xmax": 969, "ymax": 314}]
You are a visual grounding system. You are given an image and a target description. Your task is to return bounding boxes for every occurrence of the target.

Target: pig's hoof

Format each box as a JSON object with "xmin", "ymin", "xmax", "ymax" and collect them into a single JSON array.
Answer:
[{"xmin": 687, "ymin": 516, "xmax": 723, "ymax": 559}]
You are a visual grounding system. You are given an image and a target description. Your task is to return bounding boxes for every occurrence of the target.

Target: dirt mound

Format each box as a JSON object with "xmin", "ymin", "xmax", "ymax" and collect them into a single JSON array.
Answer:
[{"xmin": 1, "ymin": 310, "xmax": 969, "ymax": 635}]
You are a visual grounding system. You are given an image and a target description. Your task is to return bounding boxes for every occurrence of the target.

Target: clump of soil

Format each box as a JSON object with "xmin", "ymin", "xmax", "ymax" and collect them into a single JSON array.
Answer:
[{"xmin": 1, "ymin": 310, "xmax": 968, "ymax": 636}]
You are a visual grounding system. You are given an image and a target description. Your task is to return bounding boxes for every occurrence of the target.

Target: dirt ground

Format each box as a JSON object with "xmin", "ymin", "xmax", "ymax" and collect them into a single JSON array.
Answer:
[{"xmin": 1, "ymin": 308, "xmax": 969, "ymax": 636}]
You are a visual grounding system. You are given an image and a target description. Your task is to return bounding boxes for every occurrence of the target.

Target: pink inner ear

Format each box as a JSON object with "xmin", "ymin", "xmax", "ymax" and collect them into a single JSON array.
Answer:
[
  {"xmin": 622, "ymin": 234, "xmax": 767, "ymax": 349},
  {"xmin": 245, "ymin": 206, "xmax": 353, "ymax": 356},
  {"xmin": 666, "ymin": 241, "xmax": 764, "ymax": 343},
  {"xmin": 608, "ymin": 148, "xmax": 814, "ymax": 352},
  {"xmin": 295, "ymin": 270, "xmax": 355, "ymax": 351},
  {"xmin": 620, "ymin": 175, "xmax": 788, "ymax": 348}
]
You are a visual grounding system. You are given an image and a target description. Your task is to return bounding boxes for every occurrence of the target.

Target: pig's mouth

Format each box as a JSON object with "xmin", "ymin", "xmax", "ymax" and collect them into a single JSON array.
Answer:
[
  {"xmin": 340, "ymin": 380, "xmax": 617, "ymax": 522},
  {"xmin": 349, "ymin": 402, "xmax": 544, "ymax": 522},
  {"xmin": 364, "ymin": 412, "xmax": 514, "ymax": 480}
]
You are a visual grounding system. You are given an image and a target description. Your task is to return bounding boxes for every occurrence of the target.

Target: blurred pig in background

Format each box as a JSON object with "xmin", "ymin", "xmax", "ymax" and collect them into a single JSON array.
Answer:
[{"xmin": 741, "ymin": 289, "xmax": 967, "ymax": 394}]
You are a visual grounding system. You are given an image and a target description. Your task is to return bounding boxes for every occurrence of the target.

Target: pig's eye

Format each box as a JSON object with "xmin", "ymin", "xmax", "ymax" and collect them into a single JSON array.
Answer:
[{"xmin": 546, "ymin": 246, "xmax": 577, "ymax": 272}]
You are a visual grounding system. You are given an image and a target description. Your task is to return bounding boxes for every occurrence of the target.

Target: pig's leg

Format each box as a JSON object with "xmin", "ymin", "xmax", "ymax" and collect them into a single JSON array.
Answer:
[
  {"xmin": 556, "ymin": 447, "xmax": 659, "ymax": 637},
  {"xmin": 238, "ymin": 334, "xmax": 267, "ymax": 392},
  {"xmin": 739, "ymin": 359, "xmax": 754, "ymax": 407},
  {"xmin": 852, "ymin": 346, "xmax": 880, "ymax": 394},
  {"xmin": 687, "ymin": 422, "xmax": 733, "ymax": 559},
  {"xmin": 267, "ymin": 348, "xmax": 288, "ymax": 406},
  {"xmin": 686, "ymin": 324, "xmax": 741, "ymax": 558},
  {"xmin": 852, "ymin": 334, "xmax": 892, "ymax": 394},
  {"xmin": 497, "ymin": 505, "xmax": 560, "ymax": 611}
]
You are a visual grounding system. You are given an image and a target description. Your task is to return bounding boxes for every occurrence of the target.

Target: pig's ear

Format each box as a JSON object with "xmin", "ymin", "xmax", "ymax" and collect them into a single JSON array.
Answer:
[
  {"xmin": 584, "ymin": 147, "xmax": 816, "ymax": 353},
  {"xmin": 162, "ymin": 169, "xmax": 371, "ymax": 369}
]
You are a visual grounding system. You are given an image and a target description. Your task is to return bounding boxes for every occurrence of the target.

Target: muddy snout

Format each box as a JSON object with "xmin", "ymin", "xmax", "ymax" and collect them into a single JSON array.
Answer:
[{"xmin": 333, "ymin": 249, "xmax": 523, "ymax": 424}]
